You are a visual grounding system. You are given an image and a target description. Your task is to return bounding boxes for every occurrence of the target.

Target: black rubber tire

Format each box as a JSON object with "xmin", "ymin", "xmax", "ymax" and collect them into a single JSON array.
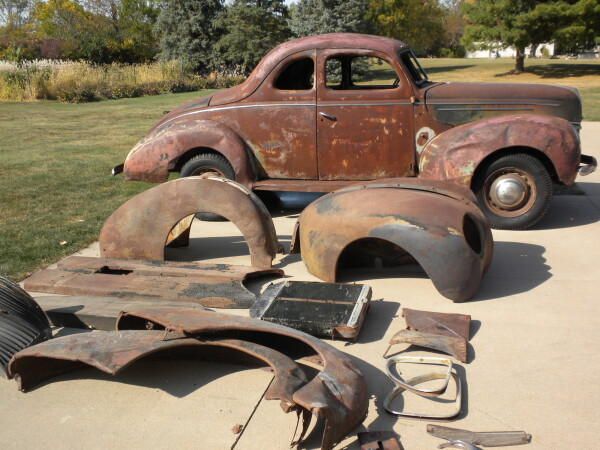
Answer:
[
  {"xmin": 178, "ymin": 153, "xmax": 235, "ymax": 221},
  {"xmin": 473, "ymin": 153, "xmax": 553, "ymax": 230}
]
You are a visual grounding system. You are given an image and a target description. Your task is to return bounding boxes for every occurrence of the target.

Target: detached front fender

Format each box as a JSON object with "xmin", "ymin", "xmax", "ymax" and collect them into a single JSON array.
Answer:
[
  {"xmin": 123, "ymin": 119, "xmax": 255, "ymax": 188},
  {"xmin": 418, "ymin": 115, "xmax": 581, "ymax": 187}
]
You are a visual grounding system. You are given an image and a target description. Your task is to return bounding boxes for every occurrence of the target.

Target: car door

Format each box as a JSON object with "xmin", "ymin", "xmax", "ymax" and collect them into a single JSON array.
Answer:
[
  {"xmin": 316, "ymin": 48, "xmax": 415, "ymax": 180},
  {"xmin": 217, "ymin": 51, "xmax": 318, "ymax": 180}
]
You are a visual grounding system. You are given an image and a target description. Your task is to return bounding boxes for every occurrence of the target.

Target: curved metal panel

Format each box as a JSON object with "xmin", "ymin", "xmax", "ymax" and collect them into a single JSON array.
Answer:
[
  {"xmin": 418, "ymin": 114, "xmax": 580, "ymax": 187},
  {"xmin": 99, "ymin": 177, "xmax": 283, "ymax": 269},
  {"xmin": 124, "ymin": 119, "xmax": 254, "ymax": 187},
  {"xmin": 293, "ymin": 180, "xmax": 493, "ymax": 302},
  {"xmin": 116, "ymin": 307, "xmax": 369, "ymax": 450}
]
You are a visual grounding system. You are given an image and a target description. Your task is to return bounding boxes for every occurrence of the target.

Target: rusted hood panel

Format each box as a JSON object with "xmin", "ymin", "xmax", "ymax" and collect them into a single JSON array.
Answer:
[{"xmin": 425, "ymin": 82, "xmax": 582, "ymax": 125}]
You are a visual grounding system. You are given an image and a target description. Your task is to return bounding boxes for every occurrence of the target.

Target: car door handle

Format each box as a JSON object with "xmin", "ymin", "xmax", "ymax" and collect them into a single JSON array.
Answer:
[{"xmin": 319, "ymin": 112, "xmax": 337, "ymax": 121}]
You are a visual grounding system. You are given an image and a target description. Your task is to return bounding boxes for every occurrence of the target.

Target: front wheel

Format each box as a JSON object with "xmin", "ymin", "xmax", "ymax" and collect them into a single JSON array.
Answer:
[{"xmin": 473, "ymin": 153, "xmax": 553, "ymax": 230}]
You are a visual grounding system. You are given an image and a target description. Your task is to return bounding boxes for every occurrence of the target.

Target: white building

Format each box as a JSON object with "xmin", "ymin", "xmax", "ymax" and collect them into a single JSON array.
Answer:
[{"xmin": 466, "ymin": 43, "xmax": 556, "ymax": 58}]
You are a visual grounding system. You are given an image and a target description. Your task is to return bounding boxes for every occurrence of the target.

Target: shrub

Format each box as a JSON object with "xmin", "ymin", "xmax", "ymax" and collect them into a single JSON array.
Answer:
[{"xmin": 0, "ymin": 59, "xmax": 244, "ymax": 103}]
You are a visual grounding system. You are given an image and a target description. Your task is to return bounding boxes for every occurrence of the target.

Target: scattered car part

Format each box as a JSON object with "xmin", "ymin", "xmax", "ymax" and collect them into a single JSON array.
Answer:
[
  {"xmin": 427, "ymin": 425, "xmax": 532, "ymax": 447},
  {"xmin": 384, "ymin": 371, "xmax": 462, "ymax": 420},
  {"xmin": 99, "ymin": 177, "xmax": 283, "ymax": 269},
  {"xmin": 34, "ymin": 295, "xmax": 206, "ymax": 331},
  {"xmin": 357, "ymin": 431, "xmax": 402, "ymax": 450},
  {"xmin": 114, "ymin": 307, "xmax": 368, "ymax": 449},
  {"xmin": 384, "ymin": 308, "xmax": 471, "ymax": 362},
  {"xmin": 438, "ymin": 440, "xmax": 478, "ymax": 450},
  {"xmin": 386, "ymin": 356, "xmax": 453, "ymax": 398},
  {"xmin": 0, "ymin": 276, "xmax": 51, "ymax": 375},
  {"xmin": 250, "ymin": 280, "xmax": 372, "ymax": 340},
  {"xmin": 290, "ymin": 178, "xmax": 493, "ymax": 302},
  {"xmin": 23, "ymin": 256, "xmax": 284, "ymax": 309}
]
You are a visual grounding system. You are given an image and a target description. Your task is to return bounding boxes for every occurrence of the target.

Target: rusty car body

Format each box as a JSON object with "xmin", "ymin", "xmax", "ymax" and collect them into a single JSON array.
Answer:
[
  {"xmin": 290, "ymin": 179, "xmax": 493, "ymax": 302},
  {"xmin": 8, "ymin": 307, "xmax": 369, "ymax": 450},
  {"xmin": 114, "ymin": 33, "xmax": 596, "ymax": 229}
]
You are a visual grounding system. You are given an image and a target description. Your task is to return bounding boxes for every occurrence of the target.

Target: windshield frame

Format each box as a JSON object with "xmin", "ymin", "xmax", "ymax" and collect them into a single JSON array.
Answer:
[{"xmin": 399, "ymin": 50, "xmax": 429, "ymax": 87}]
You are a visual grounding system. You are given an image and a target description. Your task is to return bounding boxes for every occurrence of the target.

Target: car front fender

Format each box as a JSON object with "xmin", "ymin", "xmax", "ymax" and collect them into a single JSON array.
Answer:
[
  {"xmin": 418, "ymin": 114, "xmax": 581, "ymax": 187},
  {"xmin": 123, "ymin": 119, "xmax": 255, "ymax": 188}
]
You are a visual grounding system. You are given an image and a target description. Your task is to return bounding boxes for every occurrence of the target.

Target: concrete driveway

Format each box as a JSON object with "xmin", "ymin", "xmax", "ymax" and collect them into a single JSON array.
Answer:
[{"xmin": 1, "ymin": 123, "xmax": 598, "ymax": 449}]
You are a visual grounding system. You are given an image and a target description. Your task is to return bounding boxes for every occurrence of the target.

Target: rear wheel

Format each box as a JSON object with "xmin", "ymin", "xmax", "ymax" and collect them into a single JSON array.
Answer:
[
  {"xmin": 473, "ymin": 153, "xmax": 553, "ymax": 230},
  {"xmin": 179, "ymin": 153, "xmax": 235, "ymax": 221}
]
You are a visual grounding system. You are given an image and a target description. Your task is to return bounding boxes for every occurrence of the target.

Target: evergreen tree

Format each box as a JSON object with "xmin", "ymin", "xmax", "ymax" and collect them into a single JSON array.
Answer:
[
  {"xmin": 289, "ymin": 0, "xmax": 368, "ymax": 38},
  {"xmin": 214, "ymin": 0, "xmax": 290, "ymax": 75},
  {"xmin": 154, "ymin": 0, "xmax": 223, "ymax": 73}
]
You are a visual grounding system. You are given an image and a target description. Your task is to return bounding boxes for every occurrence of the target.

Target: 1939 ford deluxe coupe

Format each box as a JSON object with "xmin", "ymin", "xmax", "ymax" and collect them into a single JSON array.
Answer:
[{"xmin": 113, "ymin": 33, "xmax": 596, "ymax": 229}]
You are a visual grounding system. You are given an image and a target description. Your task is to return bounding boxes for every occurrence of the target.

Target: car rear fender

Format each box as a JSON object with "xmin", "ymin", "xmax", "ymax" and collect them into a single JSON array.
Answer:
[
  {"xmin": 418, "ymin": 114, "xmax": 581, "ymax": 187},
  {"xmin": 123, "ymin": 119, "xmax": 255, "ymax": 188}
]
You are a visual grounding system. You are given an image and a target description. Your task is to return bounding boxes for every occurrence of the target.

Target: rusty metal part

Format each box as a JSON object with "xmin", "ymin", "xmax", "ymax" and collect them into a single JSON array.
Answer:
[
  {"xmin": 250, "ymin": 280, "xmax": 372, "ymax": 340},
  {"xmin": 358, "ymin": 431, "xmax": 402, "ymax": 450},
  {"xmin": 100, "ymin": 177, "xmax": 283, "ymax": 269},
  {"xmin": 115, "ymin": 307, "xmax": 369, "ymax": 450},
  {"xmin": 291, "ymin": 179, "xmax": 493, "ymax": 302},
  {"xmin": 34, "ymin": 295, "xmax": 206, "ymax": 331},
  {"xmin": 23, "ymin": 256, "xmax": 284, "ymax": 309},
  {"xmin": 419, "ymin": 115, "xmax": 581, "ymax": 188},
  {"xmin": 0, "ymin": 276, "xmax": 51, "ymax": 375},
  {"xmin": 384, "ymin": 309, "xmax": 471, "ymax": 363},
  {"xmin": 428, "ymin": 425, "xmax": 532, "ymax": 447},
  {"xmin": 7, "ymin": 331, "xmax": 308, "ymax": 414},
  {"xmin": 124, "ymin": 119, "xmax": 255, "ymax": 186},
  {"xmin": 384, "ymin": 371, "xmax": 462, "ymax": 420},
  {"xmin": 386, "ymin": 356, "xmax": 453, "ymax": 398}
]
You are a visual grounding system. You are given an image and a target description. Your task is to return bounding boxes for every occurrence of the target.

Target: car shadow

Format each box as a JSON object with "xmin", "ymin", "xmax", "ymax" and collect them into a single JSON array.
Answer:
[
  {"xmin": 470, "ymin": 242, "xmax": 551, "ymax": 302},
  {"xmin": 526, "ymin": 195, "xmax": 600, "ymax": 231}
]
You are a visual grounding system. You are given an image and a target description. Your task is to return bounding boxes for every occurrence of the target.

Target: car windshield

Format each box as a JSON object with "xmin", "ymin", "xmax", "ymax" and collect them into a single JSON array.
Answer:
[{"xmin": 400, "ymin": 51, "xmax": 429, "ymax": 86}]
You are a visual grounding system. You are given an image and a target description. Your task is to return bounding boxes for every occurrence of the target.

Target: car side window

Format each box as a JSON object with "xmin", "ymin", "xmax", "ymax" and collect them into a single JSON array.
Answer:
[
  {"xmin": 325, "ymin": 55, "xmax": 399, "ymax": 90},
  {"xmin": 274, "ymin": 57, "xmax": 315, "ymax": 90}
]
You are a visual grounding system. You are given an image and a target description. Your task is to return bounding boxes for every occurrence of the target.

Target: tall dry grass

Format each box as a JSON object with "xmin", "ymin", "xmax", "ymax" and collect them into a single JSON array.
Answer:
[{"xmin": 0, "ymin": 60, "xmax": 244, "ymax": 103}]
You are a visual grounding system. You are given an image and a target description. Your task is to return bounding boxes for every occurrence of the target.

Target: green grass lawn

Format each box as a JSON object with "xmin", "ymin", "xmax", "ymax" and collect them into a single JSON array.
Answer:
[
  {"xmin": 0, "ymin": 91, "xmax": 217, "ymax": 281},
  {"xmin": 1, "ymin": 57, "xmax": 598, "ymax": 282}
]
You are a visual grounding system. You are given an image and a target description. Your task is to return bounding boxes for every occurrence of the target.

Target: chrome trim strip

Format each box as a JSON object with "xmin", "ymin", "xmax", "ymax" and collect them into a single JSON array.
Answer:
[
  {"xmin": 164, "ymin": 103, "xmax": 316, "ymax": 125},
  {"xmin": 428, "ymin": 101, "xmax": 560, "ymax": 107},
  {"xmin": 436, "ymin": 107, "xmax": 534, "ymax": 112}
]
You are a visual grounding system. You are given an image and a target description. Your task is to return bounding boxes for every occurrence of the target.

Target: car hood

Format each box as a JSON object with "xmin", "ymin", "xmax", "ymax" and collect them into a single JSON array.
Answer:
[{"xmin": 424, "ymin": 82, "xmax": 582, "ymax": 125}]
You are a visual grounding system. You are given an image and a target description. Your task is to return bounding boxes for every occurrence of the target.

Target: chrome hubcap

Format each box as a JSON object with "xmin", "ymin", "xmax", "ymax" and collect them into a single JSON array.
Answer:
[{"xmin": 490, "ymin": 175, "xmax": 527, "ymax": 209}]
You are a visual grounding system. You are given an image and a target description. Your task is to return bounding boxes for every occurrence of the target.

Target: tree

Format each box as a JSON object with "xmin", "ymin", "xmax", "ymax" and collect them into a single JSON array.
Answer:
[
  {"xmin": 215, "ymin": 0, "xmax": 290, "ymax": 75},
  {"xmin": 366, "ymin": 0, "xmax": 446, "ymax": 55},
  {"xmin": 463, "ymin": 0, "xmax": 600, "ymax": 73},
  {"xmin": 154, "ymin": 0, "xmax": 223, "ymax": 73},
  {"xmin": 289, "ymin": 0, "xmax": 368, "ymax": 37},
  {"xmin": 0, "ymin": 0, "xmax": 32, "ymax": 28}
]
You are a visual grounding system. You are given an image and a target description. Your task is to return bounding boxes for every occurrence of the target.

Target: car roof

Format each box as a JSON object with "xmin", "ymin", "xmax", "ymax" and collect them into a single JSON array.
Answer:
[
  {"xmin": 250, "ymin": 33, "xmax": 408, "ymax": 81},
  {"xmin": 273, "ymin": 33, "xmax": 408, "ymax": 54}
]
